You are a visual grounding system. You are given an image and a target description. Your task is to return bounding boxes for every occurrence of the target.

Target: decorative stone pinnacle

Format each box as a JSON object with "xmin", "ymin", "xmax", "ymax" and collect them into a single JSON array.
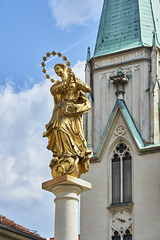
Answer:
[
  {"xmin": 152, "ymin": 30, "xmax": 157, "ymax": 46},
  {"xmin": 87, "ymin": 46, "xmax": 91, "ymax": 62},
  {"xmin": 110, "ymin": 68, "xmax": 129, "ymax": 99}
]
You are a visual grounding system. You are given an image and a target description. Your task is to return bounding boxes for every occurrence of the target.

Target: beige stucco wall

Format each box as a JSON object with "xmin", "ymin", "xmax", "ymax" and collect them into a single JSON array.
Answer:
[
  {"xmin": 80, "ymin": 113, "xmax": 160, "ymax": 240},
  {"xmin": 86, "ymin": 47, "xmax": 153, "ymax": 153},
  {"xmin": 0, "ymin": 234, "xmax": 12, "ymax": 240}
]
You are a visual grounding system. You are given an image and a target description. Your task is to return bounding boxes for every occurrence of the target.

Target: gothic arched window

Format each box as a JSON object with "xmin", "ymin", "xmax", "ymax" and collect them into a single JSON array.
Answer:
[
  {"xmin": 111, "ymin": 227, "xmax": 132, "ymax": 240},
  {"xmin": 123, "ymin": 230, "xmax": 132, "ymax": 240},
  {"xmin": 112, "ymin": 231, "xmax": 120, "ymax": 240},
  {"xmin": 112, "ymin": 142, "xmax": 132, "ymax": 204}
]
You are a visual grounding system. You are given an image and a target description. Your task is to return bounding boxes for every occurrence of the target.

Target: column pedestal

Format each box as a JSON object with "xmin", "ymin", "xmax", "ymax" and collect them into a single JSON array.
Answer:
[{"xmin": 42, "ymin": 175, "xmax": 92, "ymax": 240}]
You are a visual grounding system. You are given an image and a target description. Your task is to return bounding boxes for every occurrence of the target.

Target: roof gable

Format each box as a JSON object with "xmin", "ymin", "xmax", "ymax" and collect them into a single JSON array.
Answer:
[{"xmin": 92, "ymin": 100, "xmax": 160, "ymax": 161}]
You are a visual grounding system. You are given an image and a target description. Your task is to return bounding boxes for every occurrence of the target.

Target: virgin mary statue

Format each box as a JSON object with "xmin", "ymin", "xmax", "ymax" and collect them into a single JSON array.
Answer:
[{"xmin": 43, "ymin": 63, "xmax": 93, "ymax": 178}]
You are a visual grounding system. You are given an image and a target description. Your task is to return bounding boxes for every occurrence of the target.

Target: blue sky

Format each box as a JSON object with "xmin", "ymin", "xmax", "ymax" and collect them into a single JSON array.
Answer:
[
  {"xmin": 0, "ymin": 0, "xmax": 102, "ymax": 91},
  {"xmin": 0, "ymin": 0, "xmax": 103, "ymax": 238}
]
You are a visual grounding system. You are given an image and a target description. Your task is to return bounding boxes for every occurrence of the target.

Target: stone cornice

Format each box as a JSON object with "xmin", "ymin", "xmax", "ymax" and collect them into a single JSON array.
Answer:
[{"xmin": 90, "ymin": 47, "xmax": 151, "ymax": 72}]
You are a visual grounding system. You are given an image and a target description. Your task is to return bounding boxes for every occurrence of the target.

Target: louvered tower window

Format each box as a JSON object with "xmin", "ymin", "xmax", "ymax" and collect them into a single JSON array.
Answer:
[{"xmin": 112, "ymin": 142, "xmax": 132, "ymax": 204}]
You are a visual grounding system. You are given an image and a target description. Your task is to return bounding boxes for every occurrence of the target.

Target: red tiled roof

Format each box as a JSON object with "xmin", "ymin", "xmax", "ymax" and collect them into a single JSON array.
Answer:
[{"xmin": 0, "ymin": 214, "xmax": 46, "ymax": 239}]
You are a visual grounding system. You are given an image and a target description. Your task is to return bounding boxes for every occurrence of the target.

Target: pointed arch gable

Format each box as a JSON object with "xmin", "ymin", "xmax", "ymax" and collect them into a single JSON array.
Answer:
[{"xmin": 91, "ymin": 99, "xmax": 160, "ymax": 163}]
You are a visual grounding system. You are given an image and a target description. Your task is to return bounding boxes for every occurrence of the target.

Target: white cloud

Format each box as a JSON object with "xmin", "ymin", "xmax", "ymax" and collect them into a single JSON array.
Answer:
[
  {"xmin": 48, "ymin": 0, "xmax": 103, "ymax": 29},
  {"xmin": 0, "ymin": 60, "xmax": 85, "ymax": 206},
  {"xmin": 0, "ymin": 79, "xmax": 52, "ymax": 206},
  {"xmin": 0, "ymin": 60, "xmax": 85, "ymax": 236},
  {"xmin": 72, "ymin": 60, "xmax": 85, "ymax": 81}
]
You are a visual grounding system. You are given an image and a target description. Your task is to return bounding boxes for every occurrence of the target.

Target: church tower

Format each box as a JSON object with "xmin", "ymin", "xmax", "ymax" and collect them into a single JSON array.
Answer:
[{"xmin": 81, "ymin": 0, "xmax": 160, "ymax": 239}]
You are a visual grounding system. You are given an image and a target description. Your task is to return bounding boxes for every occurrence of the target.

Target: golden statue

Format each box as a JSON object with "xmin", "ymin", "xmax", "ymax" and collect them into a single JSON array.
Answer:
[{"xmin": 43, "ymin": 61, "xmax": 93, "ymax": 178}]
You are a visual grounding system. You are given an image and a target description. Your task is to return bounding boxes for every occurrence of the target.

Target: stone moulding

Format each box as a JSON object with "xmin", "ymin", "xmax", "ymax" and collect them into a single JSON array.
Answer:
[{"xmin": 92, "ymin": 48, "xmax": 151, "ymax": 71}]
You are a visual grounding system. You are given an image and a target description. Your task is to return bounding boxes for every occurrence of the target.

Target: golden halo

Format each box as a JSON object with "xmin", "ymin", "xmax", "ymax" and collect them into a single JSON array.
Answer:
[{"xmin": 41, "ymin": 51, "xmax": 72, "ymax": 83}]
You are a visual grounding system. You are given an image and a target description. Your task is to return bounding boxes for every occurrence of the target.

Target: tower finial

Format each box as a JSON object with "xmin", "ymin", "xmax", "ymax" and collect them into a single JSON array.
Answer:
[
  {"xmin": 152, "ymin": 30, "xmax": 157, "ymax": 46},
  {"xmin": 87, "ymin": 46, "xmax": 91, "ymax": 62}
]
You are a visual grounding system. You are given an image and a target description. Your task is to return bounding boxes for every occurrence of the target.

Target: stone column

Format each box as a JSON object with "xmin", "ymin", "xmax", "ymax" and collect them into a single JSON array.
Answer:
[{"xmin": 42, "ymin": 175, "xmax": 92, "ymax": 240}]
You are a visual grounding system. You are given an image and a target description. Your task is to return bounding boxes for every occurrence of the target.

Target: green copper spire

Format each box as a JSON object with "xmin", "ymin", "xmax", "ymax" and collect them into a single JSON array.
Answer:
[{"xmin": 94, "ymin": 0, "xmax": 160, "ymax": 58}]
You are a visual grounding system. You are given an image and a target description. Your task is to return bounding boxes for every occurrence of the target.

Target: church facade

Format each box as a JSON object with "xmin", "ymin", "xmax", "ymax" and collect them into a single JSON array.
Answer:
[{"xmin": 81, "ymin": 0, "xmax": 160, "ymax": 239}]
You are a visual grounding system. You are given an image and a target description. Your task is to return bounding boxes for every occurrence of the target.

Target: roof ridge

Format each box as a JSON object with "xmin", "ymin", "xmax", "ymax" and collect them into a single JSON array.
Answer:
[{"xmin": 137, "ymin": 0, "xmax": 143, "ymax": 46}]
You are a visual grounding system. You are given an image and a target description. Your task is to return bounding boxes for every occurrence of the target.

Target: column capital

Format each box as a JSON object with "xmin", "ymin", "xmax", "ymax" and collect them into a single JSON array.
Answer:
[{"xmin": 42, "ymin": 175, "xmax": 92, "ymax": 194}]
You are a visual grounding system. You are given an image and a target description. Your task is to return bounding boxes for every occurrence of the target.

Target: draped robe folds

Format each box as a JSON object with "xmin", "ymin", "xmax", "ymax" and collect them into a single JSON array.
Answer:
[{"xmin": 43, "ymin": 78, "xmax": 93, "ymax": 171}]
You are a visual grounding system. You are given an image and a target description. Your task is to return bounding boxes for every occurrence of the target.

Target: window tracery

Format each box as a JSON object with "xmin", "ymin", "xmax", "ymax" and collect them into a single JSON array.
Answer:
[
  {"xmin": 111, "ymin": 141, "xmax": 132, "ymax": 240},
  {"xmin": 112, "ymin": 141, "xmax": 132, "ymax": 204}
]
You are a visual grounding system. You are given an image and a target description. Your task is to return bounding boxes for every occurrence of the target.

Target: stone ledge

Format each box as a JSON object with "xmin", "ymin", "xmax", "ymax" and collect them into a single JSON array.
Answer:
[
  {"xmin": 107, "ymin": 202, "xmax": 134, "ymax": 210},
  {"xmin": 42, "ymin": 175, "xmax": 92, "ymax": 193}
]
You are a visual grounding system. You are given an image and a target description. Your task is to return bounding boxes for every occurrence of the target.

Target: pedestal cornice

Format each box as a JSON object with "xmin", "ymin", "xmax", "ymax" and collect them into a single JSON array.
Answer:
[{"xmin": 42, "ymin": 175, "xmax": 92, "ymax": 193}]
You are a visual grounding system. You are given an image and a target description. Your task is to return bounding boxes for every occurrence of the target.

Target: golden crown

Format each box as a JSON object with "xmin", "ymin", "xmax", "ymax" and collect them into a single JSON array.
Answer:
[{"xmin": 41, "ymin": 51, "xmax": 72, "ymax": 83}]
